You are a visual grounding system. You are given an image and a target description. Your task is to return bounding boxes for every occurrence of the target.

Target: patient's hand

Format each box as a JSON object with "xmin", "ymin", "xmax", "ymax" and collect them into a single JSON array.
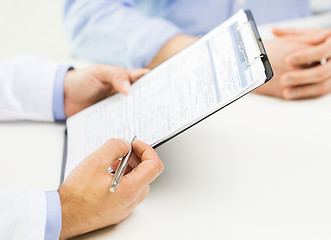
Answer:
[
  {"xmin": 271, "ymin": 28, "xmax": 331, "ymax": 99},
  {"xmin": 253, "ymin": 37, "xmax": 311, "ymax": 99},
  {"xmin": 272, "ymin": 28, "xmax": 331, "ymax": 45}
]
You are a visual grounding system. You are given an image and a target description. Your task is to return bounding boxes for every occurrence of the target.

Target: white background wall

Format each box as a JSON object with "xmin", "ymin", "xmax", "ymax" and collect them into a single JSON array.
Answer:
[
  {"xmin": 311, "ymin": 0, "xmax": 331, "ymax": 13},
  {"xmin": 0, "ymin": 0, "xmax": 69, "ymax": 61}
]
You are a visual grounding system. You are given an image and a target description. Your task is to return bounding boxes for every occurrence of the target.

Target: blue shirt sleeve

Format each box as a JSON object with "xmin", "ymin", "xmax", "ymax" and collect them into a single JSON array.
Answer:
[
  {"xmin": 64, "ymin": 0, "xmax": 181, "ymax": 68},
  {"xmin": 52, "ymin": 65, "xmax": 73, "ymax": 121},
  {"xmin": 64, "ymin": 0, "xmax": 311, "ymax": 69},
  {"xmin": 44, "ymin": 191, "xmax": 62, "ymax": 240}
]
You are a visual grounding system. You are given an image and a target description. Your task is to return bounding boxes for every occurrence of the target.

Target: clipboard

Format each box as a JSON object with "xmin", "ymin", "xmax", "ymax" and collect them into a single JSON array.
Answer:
[
  {"xmin": 150, "ymin": 9, "xmax": 273, "ymax": 149},
  {"xmin": 61, "ymin": 9, "xmax": 273, "ymax": 184}
]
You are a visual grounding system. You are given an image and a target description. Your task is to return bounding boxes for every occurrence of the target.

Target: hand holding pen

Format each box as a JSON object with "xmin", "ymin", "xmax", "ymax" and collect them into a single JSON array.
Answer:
[{"xmin": 58, "ymin": 138, "xmax": 163, "ymax": 239}]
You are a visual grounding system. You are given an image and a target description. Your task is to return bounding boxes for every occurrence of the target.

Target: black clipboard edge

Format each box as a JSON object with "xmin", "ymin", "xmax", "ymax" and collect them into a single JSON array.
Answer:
[
  {"xmin": 60, "ymin": 129, "xmax": 67, "ymax": 185},
  {"xmin": 245, "ymin": 10, "xmax": 274, "ymax": 82}
]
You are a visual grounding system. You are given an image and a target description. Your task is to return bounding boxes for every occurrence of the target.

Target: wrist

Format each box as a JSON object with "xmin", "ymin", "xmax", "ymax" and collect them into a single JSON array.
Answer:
[
  {"xmin": 53, "ymin": 65, "xmax": 73, "ymax": 121},
  {"xmin": 58, "ymin": 184, "xmax": 95, "ymax": 239},
  {"xmin": 58, "ymin": 185, "xmax": 80, "ymax": 239},
  {"xmin": 63, "ymin": 68, "xmax": 77, "ymax": 118},
  {"xmin": 147, "ymin": 34, "xmax": 197, "ymax": 68}
]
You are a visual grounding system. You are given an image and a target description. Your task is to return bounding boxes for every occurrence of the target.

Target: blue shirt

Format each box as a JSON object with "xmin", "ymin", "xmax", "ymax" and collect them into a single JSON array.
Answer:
[{"xmin": 64, "ymin": 0, "xmax": 311, "ymax": 68}]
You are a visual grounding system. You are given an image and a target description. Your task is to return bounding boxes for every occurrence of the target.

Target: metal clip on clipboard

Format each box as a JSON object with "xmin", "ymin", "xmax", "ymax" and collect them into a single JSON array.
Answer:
[
  {"xmin": 237, "ymin": 19, "xmax": 265, "ymax": 66},
  {"xmin": 235, "ymin": 10, "xmax": 273, "ymax": 82},
  {"xmin": 238, "ymin": 41, "xmax": 263, "ymax": 66},
  {"xmin": 237, "ymin": 13, "xmax": 265, "ymax": 66}
]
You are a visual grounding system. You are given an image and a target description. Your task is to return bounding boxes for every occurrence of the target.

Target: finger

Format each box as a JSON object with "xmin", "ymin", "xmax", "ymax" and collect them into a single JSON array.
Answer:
[
  {"xmin": 285, "ymin": 34, "xmax": 329, "ymax": 45},
  {"xmin": 137, "ymin": 185, "xmax": 150, "ymax": 205},
  {"xmin": 110, "ymin": 153, "xmax": 141, "ymax": 175},
  {"xmin": 128, "ymin": 153, "xmax": 141, "ymax": 169},
  {"xmin": 110, "ymin": 159, "xmax": 121, "ymax": 171},
  {"xmin": 100, "ymin": 65, "xmax": 132, "ymax": 95},
  {"xmin": 94, "ymin": 138, "xmax": 131, "ymax": 168},
  {"xmin": 110, "ymin": 162, "xmax": 133, "ymax": 175},
  {"xmin": 125, "ymin": 153, "xmax": 141, "ymax": 174},
  {"xmin": 282, "ymin": 82, "xmax": 329, "ymax": 100},
  {"xmin": 124, "ymin": 165, "xmax": 133, "ymax": 175},
  {"xmin": 273, "ymin": 28, "xmax": 331, "ymax": 45},
  {"xmin": 286, "ymin": 40, "xmax": 331, "ymax": 66},
  {"xmin": 125, "ymin": 140, "xmax": 164, "ymax": 189},
  {"xmin": 272, "ymin": 28, "xmax": 306, "ymax": 37},
  {"xmin": 129, "ymin": 69, "xmax": 150, "ymax": 83},
  {"xmin": 281, "ymin": 62, "xmax": 331, "ymax": 87}
]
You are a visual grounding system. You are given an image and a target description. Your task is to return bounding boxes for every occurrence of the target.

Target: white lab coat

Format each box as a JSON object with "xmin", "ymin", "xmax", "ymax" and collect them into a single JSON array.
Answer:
[{"xmin": 0, "ymin": 56, "xmax": 60, "ymax": 239}]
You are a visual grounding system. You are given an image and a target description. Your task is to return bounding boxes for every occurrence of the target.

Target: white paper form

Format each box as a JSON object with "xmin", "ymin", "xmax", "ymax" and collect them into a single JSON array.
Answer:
[{"xmin": 65, "ymin": 10, "xmax": 267, "ymax": 178}]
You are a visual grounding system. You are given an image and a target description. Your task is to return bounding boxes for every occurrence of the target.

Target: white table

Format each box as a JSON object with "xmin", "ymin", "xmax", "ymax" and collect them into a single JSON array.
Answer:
[
  {"xmin": 1, "ymin": 3, "xmax": 331, "ymax": 239},
  {"xmin": 72, "ymin": 93, "xmax": 331, "ymax": 240}
]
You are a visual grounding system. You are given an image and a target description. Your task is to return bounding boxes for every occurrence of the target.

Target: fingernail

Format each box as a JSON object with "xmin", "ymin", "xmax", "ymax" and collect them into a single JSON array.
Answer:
[
  {"xmin": 122, "ymin": 80, "xmax": 131, "ymax": 94},
  {"xmin": 285, "ymin": 90, "xmax": 296, "ymax": 99},
  {"xmin": 119, "ymin": 138, "xmax": 130, "ymax": 148},
  {"xmin": 291, "ymin": 57, "xmax": 298, "ymax": 64}
]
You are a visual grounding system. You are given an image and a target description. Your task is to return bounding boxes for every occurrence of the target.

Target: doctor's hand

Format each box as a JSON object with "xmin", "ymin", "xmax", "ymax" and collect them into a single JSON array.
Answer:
[
  {"xmin": 269, "ymin": 28, "xmax": 331, "ymax": 99},
  {"xmin": 63, "ymin": 65, "xmax": 149, "ymax": 117},
  {"xmin": 58, "ymin": 138, "xmax": 163, "ymax": 240}
]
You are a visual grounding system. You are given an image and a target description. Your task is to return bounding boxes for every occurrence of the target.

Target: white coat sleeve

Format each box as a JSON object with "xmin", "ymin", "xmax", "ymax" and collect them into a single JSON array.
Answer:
[
  {"xmin": 0, "ymin": 56, "xmax": 60, "ymax": 121},
  {"xmin": 0, "ymin": 190, "xmax": 47, "ymax": 240}
]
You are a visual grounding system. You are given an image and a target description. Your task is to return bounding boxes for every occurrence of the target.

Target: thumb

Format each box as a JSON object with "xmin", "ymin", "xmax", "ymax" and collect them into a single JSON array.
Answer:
[
  {"xmin": 115, "ymin": 69, "xmax": 149, "ymax": 95},
  {"xmin": 101, "ymin": 66, "xmax": 132, "ymax": 95},
  {"xmin": 125, "ymin": 140, "xmax": 163, "ymax": 189},
  {"xmin": 94, "ymin": 138, "xmax": 131, "ymax": 168},
  {"xmin": 129, "ymin": 69, "xmax": 150, "ymax": 82}
]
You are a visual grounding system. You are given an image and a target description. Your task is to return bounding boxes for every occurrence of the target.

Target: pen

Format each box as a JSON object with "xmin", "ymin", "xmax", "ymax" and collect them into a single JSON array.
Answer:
[{"xmin": 110, "ymin": 136, "xmax": 136, "ymax": 192}]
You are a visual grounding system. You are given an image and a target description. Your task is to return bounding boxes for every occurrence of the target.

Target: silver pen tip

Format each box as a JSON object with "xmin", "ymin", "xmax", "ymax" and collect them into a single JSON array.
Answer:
[
  {"xmin": 110, "ymin": 186, "xmax": 115, "ymax": 192},
  {"xmin": 110, "ymin": 182, "xmax": 117, "ymax": 192}
]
